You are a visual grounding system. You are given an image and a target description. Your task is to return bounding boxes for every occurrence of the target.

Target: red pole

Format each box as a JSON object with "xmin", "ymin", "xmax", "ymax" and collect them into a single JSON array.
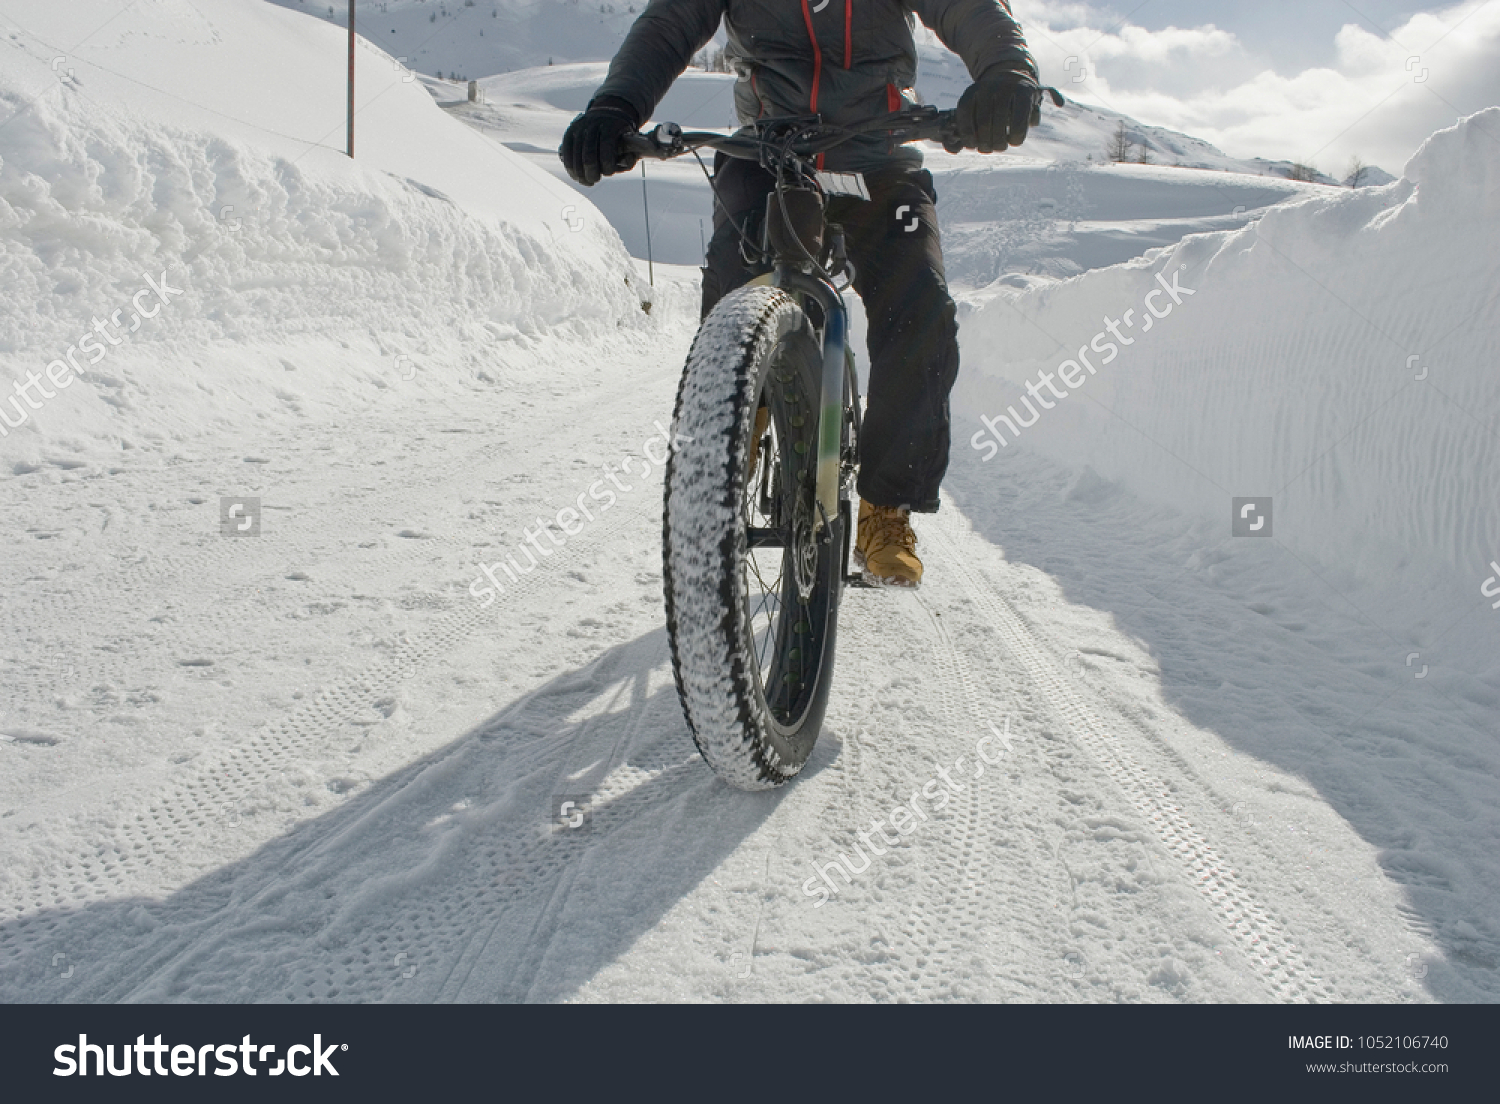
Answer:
[{"xmin": 346, "ymin": 0, "xmax": 355, "ymax": 158}]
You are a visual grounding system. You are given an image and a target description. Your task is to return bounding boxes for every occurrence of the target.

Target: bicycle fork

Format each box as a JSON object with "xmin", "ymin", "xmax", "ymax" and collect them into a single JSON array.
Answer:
[
  {"xmin": 814, "ymin": 297, "xmax": 847, "ymax": 537},
  {"xmin": 817, "ymin": 294, "xmax": 868, "ymax": 588}
]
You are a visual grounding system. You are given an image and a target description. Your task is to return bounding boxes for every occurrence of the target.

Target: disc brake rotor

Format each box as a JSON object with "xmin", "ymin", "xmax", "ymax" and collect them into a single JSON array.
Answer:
[{"xmin": 791, "ymin": 490, "xmax": 817, "ymax": 602}]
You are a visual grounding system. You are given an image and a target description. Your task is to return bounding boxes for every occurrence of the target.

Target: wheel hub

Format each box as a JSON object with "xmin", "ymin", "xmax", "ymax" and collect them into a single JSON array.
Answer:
[{"xmin": 791, "ymin": 491, "xmax": 818, "ymax": 601}]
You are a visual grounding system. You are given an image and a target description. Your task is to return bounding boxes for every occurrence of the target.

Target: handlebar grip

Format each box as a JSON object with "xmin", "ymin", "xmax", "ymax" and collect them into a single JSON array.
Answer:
[
  {"xmin": 619, "ymin": 131, "xmax": 657, "ymax": 156},
  {"xmin": 614, "ymin": 130, "xmax": 664, "ymax": 172}
]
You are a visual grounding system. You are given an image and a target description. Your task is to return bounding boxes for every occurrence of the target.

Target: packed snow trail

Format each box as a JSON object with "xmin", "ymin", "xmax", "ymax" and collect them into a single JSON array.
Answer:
[{"xmin": 0, "ymin": 318, "xmax": 1469, "ymax": 999}]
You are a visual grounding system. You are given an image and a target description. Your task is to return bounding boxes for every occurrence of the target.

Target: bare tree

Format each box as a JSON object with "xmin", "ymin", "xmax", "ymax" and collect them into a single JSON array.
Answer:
[
  {"xmin": 1106, "ymin": 119, "xmax": 1133, "ymax": 163},
  {"xmin": 1135, "ymin": 143, "xmax": 1155, "ymax": 165},
  {"xmin": 1345, "ymin": 156, "xmax": 1370, "ymax": 188},
  {"xmin": 1287, "ymin": 162, "xmax": 1319, "ymax": 182}
]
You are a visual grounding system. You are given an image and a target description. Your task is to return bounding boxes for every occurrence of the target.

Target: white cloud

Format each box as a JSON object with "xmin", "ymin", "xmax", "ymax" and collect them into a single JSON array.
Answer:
[
  {"xmin": 1011, "ymin": 0, "xmax": 1500, "ymax": 176},
  {"xmin": 1087, "ymin": 24, "xmax": 1240, "ymax": 64}
]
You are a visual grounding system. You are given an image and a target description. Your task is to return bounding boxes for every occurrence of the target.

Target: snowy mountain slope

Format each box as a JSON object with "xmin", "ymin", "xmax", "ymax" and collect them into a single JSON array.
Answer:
[
  {"xmin": 266, "ymin": 0, "xmax": 647, "ymax": 77},
  {"xmin": 472, "ymin": 64, "xmax": 738, "ymax": 268},
  {"xmin": 930, "ymin": 157, "xmax": 1319, "ymax": 283},
  {"xmin": 461, "ymin": 61, "xmax": 1327, "ymax": 281},
  {"xmin": 0, "ymin": 1, "xmax": 1496, "ymax": 1007}
]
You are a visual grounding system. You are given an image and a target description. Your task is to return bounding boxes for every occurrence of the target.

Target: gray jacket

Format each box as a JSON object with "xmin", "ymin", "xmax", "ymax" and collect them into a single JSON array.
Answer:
[{"xmin": 593, "ymin": 0, "xmax": 1037, "ymax": 171}]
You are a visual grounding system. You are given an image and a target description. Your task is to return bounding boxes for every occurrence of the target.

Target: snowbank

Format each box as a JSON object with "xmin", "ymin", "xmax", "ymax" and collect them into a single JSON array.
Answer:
[
  {"xmin": 0, "ymin": 0, "xmax": 645, "ymax": 467},
  {"xmin": 956, "ymin": 109, "xmax": 1500, "ymax": 606}
]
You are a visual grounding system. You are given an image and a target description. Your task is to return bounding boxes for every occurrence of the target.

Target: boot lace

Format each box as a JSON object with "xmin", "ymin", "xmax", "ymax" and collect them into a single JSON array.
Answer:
[{"xmin": 868, "ymin": 507, "xmax": 917, "ymax": 555}]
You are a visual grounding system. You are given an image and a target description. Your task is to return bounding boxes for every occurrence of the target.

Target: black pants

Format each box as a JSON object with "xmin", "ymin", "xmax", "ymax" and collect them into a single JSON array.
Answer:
[{"xmin": 700, "ymin": 155, "xmax": 960, "ymax": 514}]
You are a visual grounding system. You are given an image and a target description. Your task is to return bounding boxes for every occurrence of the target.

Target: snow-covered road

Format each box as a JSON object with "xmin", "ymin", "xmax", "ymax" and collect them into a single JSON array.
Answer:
[{"xmin": 5, "ymin": 270, "xmax": 1486, "ymax": 1001}]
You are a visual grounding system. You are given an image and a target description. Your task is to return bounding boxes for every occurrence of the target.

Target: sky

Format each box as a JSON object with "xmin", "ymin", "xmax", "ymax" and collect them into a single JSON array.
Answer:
[{"xmin": 981, "ymin": 0, "xmax": 1500, "ymax": 174}]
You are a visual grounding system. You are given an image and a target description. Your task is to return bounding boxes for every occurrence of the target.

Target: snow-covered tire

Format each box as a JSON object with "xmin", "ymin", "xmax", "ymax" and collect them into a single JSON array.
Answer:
[{"xmin": 663, "ymin": 284, "xmax": 844, "ymax": 790}]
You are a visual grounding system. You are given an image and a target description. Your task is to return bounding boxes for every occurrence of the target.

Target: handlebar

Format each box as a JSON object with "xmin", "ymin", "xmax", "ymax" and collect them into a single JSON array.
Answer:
[{"xmin": 620, "ymin": 106, "xmax": 961, "ymax": 164}]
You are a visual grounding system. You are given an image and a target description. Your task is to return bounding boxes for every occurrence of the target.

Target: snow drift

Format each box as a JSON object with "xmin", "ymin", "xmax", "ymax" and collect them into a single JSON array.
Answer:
[
  {"xmin": 956, "ymin": 109, "xmax": 1500, "ymax": 618},
  {"xmin": 0, "ymin": 0, "xmax": 644, "ymax": 466}
]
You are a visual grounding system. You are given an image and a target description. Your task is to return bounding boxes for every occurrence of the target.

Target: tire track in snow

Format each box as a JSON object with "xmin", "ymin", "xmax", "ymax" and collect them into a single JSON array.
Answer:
[
  {"xmin": 903, "ymin": 591, "xmax": 995, "ymax": 999},
  {"xmin": 435, "ymin": 632, "xmax": 673, "ymax": 1002},
  {"xmin": 0, "ymin": 490, "xmax": 659, "ymax": 995},
  {"xmin": 924, "ymin": 509, "xmax": 1337, "ymax": 1002},
  {"xmin": 1, "ymin": 347, "xmax": 682, "ymax": 912},
  {"xmin": 119, "ymin": 651, "xmax": 670, "ymax": 1003},
  {"xmin": 810, "ymin": 584, "xmax": 1005, "ymax": 1000}
]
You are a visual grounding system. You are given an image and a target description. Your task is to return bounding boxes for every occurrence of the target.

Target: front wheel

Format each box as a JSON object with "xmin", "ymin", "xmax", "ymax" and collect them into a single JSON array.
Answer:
[{"xmin": 663, "ymin": 285, "xmax": 844, "ymax": 790}]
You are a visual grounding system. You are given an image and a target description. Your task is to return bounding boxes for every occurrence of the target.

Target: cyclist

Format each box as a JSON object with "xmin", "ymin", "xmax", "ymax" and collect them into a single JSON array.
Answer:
[{"xmin": 561, "ymin": 1, "xmax": 1043, "ymax": 588}]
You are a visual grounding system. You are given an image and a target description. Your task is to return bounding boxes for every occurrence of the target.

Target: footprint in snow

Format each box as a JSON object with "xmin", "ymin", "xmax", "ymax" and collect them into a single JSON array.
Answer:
[{"xmin": 3, "ymin": 729, "xmax": 62, "ymax": 746}]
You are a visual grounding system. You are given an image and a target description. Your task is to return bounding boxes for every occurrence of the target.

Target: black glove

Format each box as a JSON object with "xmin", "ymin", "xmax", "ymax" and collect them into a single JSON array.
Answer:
[
  {"xmin": 952, "ymin": 68, "xmax": 1043, "ymax": 154},
  {"xmin": 560, "ymin": 97, "xmax": 641, "ymax": 186}
]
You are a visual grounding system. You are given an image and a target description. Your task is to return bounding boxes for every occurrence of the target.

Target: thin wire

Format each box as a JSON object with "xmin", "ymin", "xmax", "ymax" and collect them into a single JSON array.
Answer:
[
  {"xmin": 691, "ymin": 146, "xmax": 762, "ymax": 265},
  {"xmin": 771, "ymin": 123, "xmax": 836, "ymax": 281},
  {"xmin": 684, "ymin": 114, "xmax": 884, "ymax": 273}
]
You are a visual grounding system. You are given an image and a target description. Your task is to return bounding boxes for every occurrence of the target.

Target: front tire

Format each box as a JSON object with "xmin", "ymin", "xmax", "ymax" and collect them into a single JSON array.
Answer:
[{"xmin": 663, "ymin": 285, "xmax": 844, "ymax": 790}]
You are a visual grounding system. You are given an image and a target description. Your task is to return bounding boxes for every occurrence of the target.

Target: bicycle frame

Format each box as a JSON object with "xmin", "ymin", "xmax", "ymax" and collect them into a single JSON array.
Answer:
[{"xmin": 619, "ymin": 105, "xmax": 982, "ymax": 556}]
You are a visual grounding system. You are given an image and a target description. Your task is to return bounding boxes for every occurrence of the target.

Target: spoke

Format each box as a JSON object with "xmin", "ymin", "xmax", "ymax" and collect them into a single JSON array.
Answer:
[
  {"xmin": 742, "ymin": 393, "xmax": 787, "ymax": 690},
  {"xmin": 738, "ymin": 349, "xmax": 825, "ymax": 722},
  {"xmin": 744, "ymin": 548, "xmax": 786, "ymax": 677}
]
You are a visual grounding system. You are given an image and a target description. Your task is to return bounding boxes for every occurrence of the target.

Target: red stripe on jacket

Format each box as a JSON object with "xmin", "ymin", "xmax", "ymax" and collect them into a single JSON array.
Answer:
[
  {"xmin": 798, "ymin": 0, "xmax": 823, "ymax": 112},
  {"xmin": 799, "ymin": 0, "xmax": 824, "ymax": 166},
  {"xmin": 844, "ymin": 0, "xmax": 852, "ymax": 69}
]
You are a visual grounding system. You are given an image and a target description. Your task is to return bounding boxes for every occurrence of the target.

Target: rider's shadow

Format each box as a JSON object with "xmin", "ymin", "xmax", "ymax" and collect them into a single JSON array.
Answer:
[{"xmin": 0, "ymin": 628, "xmax": 826, "ymax": 1004}]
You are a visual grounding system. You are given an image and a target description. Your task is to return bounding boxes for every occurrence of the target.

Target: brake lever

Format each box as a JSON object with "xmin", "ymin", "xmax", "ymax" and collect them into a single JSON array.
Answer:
[
  {"xmin": 618, "ymin": 121, "xmax": 685, "ymax": 165},
  {"xmin": 650, "ymin": 121, "xmax": 685, "ymax": 152},
  {"xmin": 1031, "ymin": 86, "xmax": 1066, "ymax": 127}
]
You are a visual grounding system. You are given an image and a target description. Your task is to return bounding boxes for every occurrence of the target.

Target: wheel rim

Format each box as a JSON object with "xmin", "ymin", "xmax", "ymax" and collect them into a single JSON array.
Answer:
[{"xmin": 740, "ymin": 350, "xmax": 822, "ymax": 729}]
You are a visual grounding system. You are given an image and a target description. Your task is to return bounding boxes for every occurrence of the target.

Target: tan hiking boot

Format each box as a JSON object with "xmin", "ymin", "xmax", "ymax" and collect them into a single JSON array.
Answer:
[{"xmin": 854, "ymin": 500, "xmax": 923, "ymax": 588}]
